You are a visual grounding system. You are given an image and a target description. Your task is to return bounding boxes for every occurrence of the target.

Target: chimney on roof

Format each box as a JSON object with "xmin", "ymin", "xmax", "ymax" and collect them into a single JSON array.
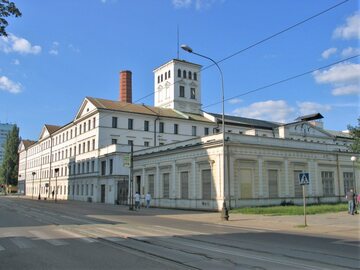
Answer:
[{"xmin": 119, "ymin": 70, "xmax": 132, "ymax": 103}]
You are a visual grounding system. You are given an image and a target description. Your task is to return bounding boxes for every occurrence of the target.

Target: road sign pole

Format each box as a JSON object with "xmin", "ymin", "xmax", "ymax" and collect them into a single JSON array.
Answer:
[{"xmin": 303, "ymin": 185, "xmax": 307, "ymax": 227}]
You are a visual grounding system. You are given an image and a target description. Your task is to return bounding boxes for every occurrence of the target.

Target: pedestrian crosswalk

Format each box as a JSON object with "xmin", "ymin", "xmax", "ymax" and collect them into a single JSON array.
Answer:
[{"xmin": 0, "ymin": 224, "xmax": 208, "ymax": 252}]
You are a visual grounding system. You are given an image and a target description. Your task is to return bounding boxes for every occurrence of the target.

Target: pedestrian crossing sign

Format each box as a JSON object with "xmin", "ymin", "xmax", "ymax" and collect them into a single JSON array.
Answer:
[{"xmin": 299, "ymin": 173, "xmax": 310, "ymax": 185}]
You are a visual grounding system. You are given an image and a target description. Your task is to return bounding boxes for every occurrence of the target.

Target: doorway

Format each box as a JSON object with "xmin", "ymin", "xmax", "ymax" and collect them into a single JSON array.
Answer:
[{"xmin": 100, "ymin": 184, "xmax": 106, "ymax": 203}]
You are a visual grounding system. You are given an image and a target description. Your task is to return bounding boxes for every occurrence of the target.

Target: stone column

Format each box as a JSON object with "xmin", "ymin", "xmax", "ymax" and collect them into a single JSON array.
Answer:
[
  {"xmin": 172, "ymin": 161, "xmax": 176, "ymax": 198},
  {"xmin": 284, "ymin": 159, "xmax": 289, "ymax": 197},
  {"xmin": 258, "ymin": 157, "xmax": 264, "ymax": 197}
]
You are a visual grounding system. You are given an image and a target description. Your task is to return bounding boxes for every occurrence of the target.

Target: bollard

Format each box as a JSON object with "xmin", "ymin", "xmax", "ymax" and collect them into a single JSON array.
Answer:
[{"xmin": 221, "ymin": 201, "xmax": 229, "ymax": 221}]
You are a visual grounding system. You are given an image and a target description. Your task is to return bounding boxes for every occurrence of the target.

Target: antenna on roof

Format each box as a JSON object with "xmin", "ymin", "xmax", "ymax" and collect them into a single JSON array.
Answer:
[{"xmin": 177, "ymin": 25, "xmax": 179, "ymax": 59}]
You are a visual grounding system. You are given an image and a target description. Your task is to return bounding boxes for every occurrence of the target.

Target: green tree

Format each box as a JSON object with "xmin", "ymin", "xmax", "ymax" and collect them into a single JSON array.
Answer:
[
  {"xmin": 1, "ymin": 125, "xmax": 20, "ymax": 192},
  {"xmin": 348, "ymin": 118, "xmax": 360, "ymax": 153},
  {"xmin": 0, "ymin": 0, "xmax": 21, "ymax": 37}
]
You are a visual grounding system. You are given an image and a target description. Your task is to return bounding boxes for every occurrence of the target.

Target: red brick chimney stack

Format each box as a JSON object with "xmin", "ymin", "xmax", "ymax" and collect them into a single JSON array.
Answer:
[{"xmin": 119, "ymin": 70, "xmax": 132, "ymax": 103}]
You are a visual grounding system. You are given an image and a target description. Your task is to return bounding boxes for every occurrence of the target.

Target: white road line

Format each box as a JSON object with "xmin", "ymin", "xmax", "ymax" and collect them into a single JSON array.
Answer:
[
  {"xmin": 0, "ymin": 245, "xmax": 4, "ymax": 251},
  {"xmin": 56, "ymin": 229, "xmax": 98, "ymax": 243},
  {"xmin": 10, "ymin": 237, "xmax": 34, "ymax": 249},
  {"xmin": 154, "ymin": 225, "xmax": 206, "ymax": 236},
  {"xmin": 29, "ymin": 230, "xmax": 68, "ymax": 246}
]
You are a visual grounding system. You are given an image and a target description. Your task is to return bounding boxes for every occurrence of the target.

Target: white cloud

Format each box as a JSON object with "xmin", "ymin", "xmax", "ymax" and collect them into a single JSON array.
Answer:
[
  {"xmin": 49, "ymin": 49, "xmax": 58, "ymax": 55},
  {"xmin": 68, "ymin": 44, "xmax": 80, "ymax": 53},
  {"xmin": 297, "ymin": 101, "xmax": 331, "ymax": 115},
  {"xmin": 313, "ymin": 62, "xmax": 360, "ymax": 84},
  {"xmin": 332, "ymin": 84, "xmax": 360, "ymax": 96},
  {"xmin": 232, "ymin": 100, "xmax": 294, "ymax": 123},
  {"xmin": 0, "ymin": 76, "xmax": 22, "ymax": 94},
  {"xmin": 172, "ymin": 0, "xmax": 192, "ymax": 8},
  {"xmin": 341, "ymin": 47, "xmax": 360, "ymax": 57},
  {"xmin": 49, "ymin": 41, "xmax": 59, "ymax": 55},
  {"xmin": 228, "ymin": 98, "xmax": 242, "ymax": 104},
  {"xmin": 0, "ymin": 34, "xmax": 41, "ymax": 54},
  {"xmin": 333, "ymin": 12, "xmax": 360, "ymax": 40},
  {"xmin": 172, "ymin": 0, "xmax": 220, "ymax": 10},
  {"xmin": 321, "ymin": 47, "xmax": 337, "ymax": 59}
]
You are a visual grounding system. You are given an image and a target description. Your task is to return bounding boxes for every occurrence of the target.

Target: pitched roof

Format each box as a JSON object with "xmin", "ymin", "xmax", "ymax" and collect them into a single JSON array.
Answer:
[
  {"xmin": 22, "ymin": 140, "xmax": 36, "ymax": 149},
  {"xmin": 86, "ymin": 97, "xmax": 213, "ymax": 123},
  {"xmin": 295, "ymin": 113, "xmax": 324, "ymax": 121},
  {"xmin": 326, "ymin": 130, "xmax": 353, "ymax": 139},
  {"xmin": 208, "ymin": 113, "xmax": 280, "ymax": 130},
  {"xmin": 44, "ymin": 124, "xmax": 61, "ymax": 134}
]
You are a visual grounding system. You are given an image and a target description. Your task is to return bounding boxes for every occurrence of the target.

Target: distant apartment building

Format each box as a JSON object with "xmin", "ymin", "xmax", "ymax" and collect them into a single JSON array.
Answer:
[
  {"xmin": 18, "ymin": 59, "xmax": 357, "ymax": 210},
  {"xmin": 0, "ymin": 123, "xmax": 14, "ymax": 166}
]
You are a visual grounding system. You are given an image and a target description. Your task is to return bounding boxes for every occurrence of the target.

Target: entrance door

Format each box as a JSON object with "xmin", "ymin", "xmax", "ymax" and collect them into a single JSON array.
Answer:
[
  {"xmin": 136, "ymin": 176, "xmax": 141, "ymax": 194},
  {"xmin": 117, "ymin": 181, "xmax": 128, "ymax": 205},
  {"xmin": 100, "ymin": 184, "xmax": 106, "ymax": 203}
]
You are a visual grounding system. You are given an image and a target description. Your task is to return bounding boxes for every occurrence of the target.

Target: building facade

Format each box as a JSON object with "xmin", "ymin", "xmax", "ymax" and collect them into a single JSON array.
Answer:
[{"xmin": 18, "ymin": 59, "xmax": 358, "ymax": 210}]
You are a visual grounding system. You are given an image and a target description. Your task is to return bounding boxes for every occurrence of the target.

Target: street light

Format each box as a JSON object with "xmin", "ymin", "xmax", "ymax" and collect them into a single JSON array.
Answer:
[
  {"xmin": 32, "ymin": 172, "xmax": 36, "ymax": 200},
  {"xmin": 351, "ymin": 156, "xmax": 357, "ymax": 193},
  {"xmin": 38, "ymin": 175, "xmax": 41, "ymax": 200},
  {"xmin": 181, "ymin": 44, "xmax": 229, "ymax": 221},
  {"xmin": 54, "ymin": 168, "xmax": 59, "ymax": 203}
]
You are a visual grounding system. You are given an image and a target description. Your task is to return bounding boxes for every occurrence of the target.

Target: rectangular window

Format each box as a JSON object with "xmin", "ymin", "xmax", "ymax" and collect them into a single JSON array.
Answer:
[
  {"xmin": 128, "ymin": 119, "xmax": 133, "ymax": 130},
  {"xmin": 163, "ymin": 173, "xmax": 169, "ymax": 198},
  {"xmin": 112, "ymin": 117, "xmax": 118, "ymax": 128},
  {"xmin": 144, "ymin": 120, "xmax": 149, "ymax": 131},
  {"xmin": 174, "ymin": 124, "xmax": 178, "ymax": 134},
  {"xmin": 268, "ymin": 169, "xmax": 278, "ymax": 198},
  {"xmin": 293, "ymin": 170, "xmax": 303, "ymax": 197},
  {"xmin": 204, "ymin": 127, "xmax": 209, "ymax": 136},
  {"xmin": 91, "ymin": 160, "xmax": 95, "ymax": 172},
  {"xmin": 180, "ymin": 171, "xmax": 189, "ymax": 199},
  {"xmin": 77, "ymin": 163, "xmax": 81, "ymax": 174},
  {"xmin": 92, "ymin": 139, "xmax": 95, "ymax": 150},
  {"xmin": 101, "ymin": 161, "xmax": 106, "ymax": 176},
  {"xmin": 78, "ymin": 144, "xmax": 81, "ymax": 154},
  {"xmin": 86, "ymin": 184, "xmax": 88, "ymax": 196},
  {"xmin": 322, "ymin": 171, "xmax": 334, "ymax": 196},
  {"xmin": 109, "ymin": 159, "xmax": 113, "ymax": 175},
  {"xmin": 159, "ymin": 122, "xmax": 164, "ymax": 133},
  {"xmin": 144, "ymin": 141, "xmax": 149, "ymax": 147},
  {"xmin": 91, "ymin": 184, "xmax": 94, "ymax": 196},
  {"xmin": 343, "ymin": 172, "xmax": 354, "ymax": 194},
  {"xmin": 192, "ymin": 126, "xmax": 197, "ymax": 136},
  {"xmin": 202, "ymin": 169, "xmax": 211, "ymax": 199},
  {"xmin": 86, "ymin": 161, "xmax": 90, "ymax": 173},
  {"xmin": 190, "ymin": 88, "xmax": 196, "ymax": 99},
  {"xmin": 148, "ymin": 174, "xmax": 154, "ymax": 197},
  {"xmin": 88, "ymin": 119, "xmax": 91, "ymax": 130},
  {"xmin": 112, "ymin": 139, "xmax": 117, "ymax": 144},
  {"xmin": 93, "ymin": 117, "xmax": 96, "ymax": 129},
  {"xmin": 179, "ymin": 86, "xmax": 185, "ymax": 97},
  {"xmin": 87, "ymin": 141, "xmax": 90, "ymax": 152}
]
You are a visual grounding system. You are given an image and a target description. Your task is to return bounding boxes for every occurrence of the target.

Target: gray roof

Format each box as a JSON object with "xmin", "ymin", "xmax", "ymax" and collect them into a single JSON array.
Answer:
[
  {"xmin": 326, "ymin": 130, "xmax": 353, "ymax": 139},
  {"xmin": 209, "ymin": 113, "xmax": 280, "ymax": 130}
]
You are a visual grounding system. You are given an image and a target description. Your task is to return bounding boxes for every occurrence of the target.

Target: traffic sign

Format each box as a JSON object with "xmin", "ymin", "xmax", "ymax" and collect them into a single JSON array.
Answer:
[
  {"xmin": 123, "ymin": 154, "xmax": 131, "ymax": 168},
  {"xmin": 299, "ymin": 173, "xmax": 310, "ymax": 185}
]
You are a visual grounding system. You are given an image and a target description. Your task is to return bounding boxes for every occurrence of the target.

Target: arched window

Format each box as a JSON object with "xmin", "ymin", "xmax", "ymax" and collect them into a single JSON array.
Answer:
[
  {"xmin": 165, "ymin": 72, "xmax": 167, "ymax": 80},
  {"xmin": 188, "ymin": 71, "xmax": 192, "ymax": 79},
  {"xmin": 183, "ymin": 70, "xmax": 186, "ymax": 78},
  {"xmin": 158, "ymin": 76, "xmax": 160, "ymax": 83},
  {"xmin": 178, "ymin": 69, "xmax": 181, "ymax": 77},
  {"xmin": 194, "ymin": 72, "xmax": 197, "ymax": 81},
  {"xmin": 161, "ymin": 74, "xmax": 163, "ymax": 82},
  {"xmin": 168, "ymin": 70, "xmax": 171, "ymax": 78}
]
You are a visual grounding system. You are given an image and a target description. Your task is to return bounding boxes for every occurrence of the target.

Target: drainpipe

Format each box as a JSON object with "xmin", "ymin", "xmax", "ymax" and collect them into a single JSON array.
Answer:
[{"xmin": 154, "ymin": 116, "xmax": 159, "ymax": 147}]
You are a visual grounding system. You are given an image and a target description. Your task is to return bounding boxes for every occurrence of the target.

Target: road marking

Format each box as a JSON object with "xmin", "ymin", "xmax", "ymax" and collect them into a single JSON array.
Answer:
[
  {"xmin": 153, "ymin": 225, "xmax": 207, "ymax": 236},
  {"xmin": 29, "ymin": 230, "xmax": 68, "ymax": 246},
  {"xmin": 0, "ymin": 245, "xmax": 5, "ymax": 251},
  {"xmin": 56, "ymin": 228, "xmax": 98, "ymax": 243},
  {"xmin": 10, "ymin": 237, "xmax": 34, "ymax": 249}
]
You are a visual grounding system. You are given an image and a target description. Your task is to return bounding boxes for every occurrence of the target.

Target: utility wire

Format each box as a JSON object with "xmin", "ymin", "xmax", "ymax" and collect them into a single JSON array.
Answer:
[
  {"xmin": 201, "ymin": 0, "xmax": 350, "ymax": 71},
  {"xmin": 203, "ymin": 54, "xmax": 360, "ymax": 109}
]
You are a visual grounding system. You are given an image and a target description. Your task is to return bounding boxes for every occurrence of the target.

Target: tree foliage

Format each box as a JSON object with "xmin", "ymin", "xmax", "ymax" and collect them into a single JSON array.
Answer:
[
  {"xmin": 1, "ymin": 125, "xmax": 20, "ymax": 187},
  {"xmin": 348, "ymin": 118, "xmax": 360, "ymax": 153},
  {"xmin": 0, "ymin": 0, "xmax": 21, "ymax": 37}
]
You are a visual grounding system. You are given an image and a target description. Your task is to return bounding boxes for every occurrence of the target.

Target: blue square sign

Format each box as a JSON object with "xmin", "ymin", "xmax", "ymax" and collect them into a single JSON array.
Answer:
[{"xmin": 299, "ymin": 173, "xmax": 310, "ymax": 185}]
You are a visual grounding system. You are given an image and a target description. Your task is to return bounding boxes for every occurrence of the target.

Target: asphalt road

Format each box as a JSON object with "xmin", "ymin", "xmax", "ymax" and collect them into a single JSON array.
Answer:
[{"xmin": 0, "ymin": 196, "xmax": 359, "ymax": 270}]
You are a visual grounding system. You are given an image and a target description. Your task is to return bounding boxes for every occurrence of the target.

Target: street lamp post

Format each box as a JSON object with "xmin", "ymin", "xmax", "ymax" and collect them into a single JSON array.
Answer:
[
  {"xmin": 54, "ymin": 168, "xmax": 59, "ymax": 203},
  {"xmin": 38, "ymin": 176, "xmax": 41, "ymax": 200},
  {"xmin": 32, "ymin": 172, "xmax": 36, "ymax": 200},
  {"xmin": 351, "ymin": 156, "xmax": 357, "ymax": 193},
  {"xmin": 181, "ymin": 44, "xmax": 229, "ymax": 221}
]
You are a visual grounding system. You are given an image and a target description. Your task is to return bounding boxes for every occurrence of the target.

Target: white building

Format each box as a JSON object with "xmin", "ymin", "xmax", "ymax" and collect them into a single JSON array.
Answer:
[{"xmin": 18, "ymin": 59, "xmax": 358, "ymax": 210}]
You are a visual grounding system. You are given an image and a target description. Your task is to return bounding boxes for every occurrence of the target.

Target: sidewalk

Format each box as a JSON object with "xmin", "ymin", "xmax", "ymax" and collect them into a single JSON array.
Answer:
[{"xmin": 158, "ymin": 210, "xmax": 360, "ymax": 240}]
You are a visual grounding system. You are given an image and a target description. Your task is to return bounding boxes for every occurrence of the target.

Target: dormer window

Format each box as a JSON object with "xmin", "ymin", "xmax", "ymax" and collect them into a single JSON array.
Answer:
[
  {"xmin": 188, "ymin": 71, "xmax": 192, "ymax": 79},
  {"xmin": 178, "ymin": 69, "xmax": 181, "ymax": 77},
  {"xmin": 183, "ymin": 70, "xmax": 187, "ymax": 78}
]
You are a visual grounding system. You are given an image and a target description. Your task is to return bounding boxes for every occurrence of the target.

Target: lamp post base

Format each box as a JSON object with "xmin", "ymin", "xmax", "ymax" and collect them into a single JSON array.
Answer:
[{"xmin": 221, "ymin": 201, "xmax": 229, "ymax": 221}]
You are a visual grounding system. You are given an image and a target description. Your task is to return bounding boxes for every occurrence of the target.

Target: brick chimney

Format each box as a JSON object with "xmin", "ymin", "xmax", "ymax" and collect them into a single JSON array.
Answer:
[{"xmin": 119, "ymin": 70, "xmax": 132, "ymax": 103}]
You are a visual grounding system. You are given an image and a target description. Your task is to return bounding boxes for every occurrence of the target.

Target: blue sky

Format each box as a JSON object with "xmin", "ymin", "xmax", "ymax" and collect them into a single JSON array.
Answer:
[{"xmin": 0, "ymin": 0, "xmax": 359, "ymax": 140}]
